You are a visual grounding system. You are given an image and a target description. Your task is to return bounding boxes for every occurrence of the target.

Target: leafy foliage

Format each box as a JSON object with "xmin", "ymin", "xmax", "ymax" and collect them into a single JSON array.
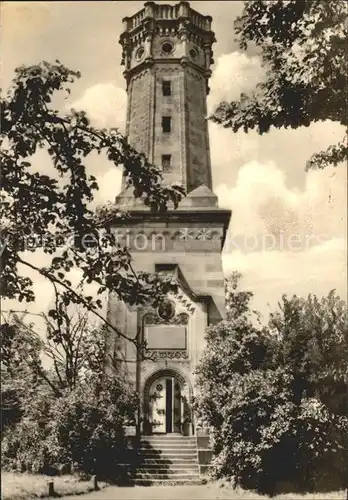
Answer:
[
  {"xmin": 211, "ymin": 0, "xmax": 347, "ymax": 170},
  {"xmin": 225, "ymin": 271, "xmax": 256, "ymax": 320},
  {"xmin": 195, "ymin": 279, "xmax": 348, "ymax": 495},
  {"xmin": 1, "ymin": 306, "xmax": 138, "ymax": 478},
  {"xmin": 1, "ymin": 300, "xmax": 105, "ymax": 404},
  {"xmin": 1, "ymin": 61, "xmax": 184, "ymax": 348},
  {"xmin": 2, "ymin": 380, "xmax": 137, "ymax": 478},
  {"xmin": 270, "ymin": 292, "xmax": 348, "ymax": 413},
  {"xmin": 1, "ymin": 318, "xmax": 44, "ymax": 430},
  {"xmin": 47, "ymin": 380, "xmax": 137, "ymax": 478}
]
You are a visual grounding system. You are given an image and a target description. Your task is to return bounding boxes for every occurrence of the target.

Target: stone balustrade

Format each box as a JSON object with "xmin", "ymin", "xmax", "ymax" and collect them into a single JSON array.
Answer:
[{"xmin": 122, "ymin": 1, "xmax": 212, "ymax": 33}]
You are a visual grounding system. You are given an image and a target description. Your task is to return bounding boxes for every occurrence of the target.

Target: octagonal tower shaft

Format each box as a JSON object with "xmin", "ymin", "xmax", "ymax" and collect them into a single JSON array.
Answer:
[{"xmin": 119, "ymin": 1, "xmax": 215, "ymax": 194}]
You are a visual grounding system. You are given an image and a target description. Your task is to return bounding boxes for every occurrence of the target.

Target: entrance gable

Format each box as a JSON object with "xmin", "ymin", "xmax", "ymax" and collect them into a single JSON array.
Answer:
[{"xmin": 141, "ymin": 287, "xmax": 195, "ymax": 361}]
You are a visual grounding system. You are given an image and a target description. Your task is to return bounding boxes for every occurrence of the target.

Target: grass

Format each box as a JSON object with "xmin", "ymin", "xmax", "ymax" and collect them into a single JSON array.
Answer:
[
  {"xmin": 2, "ymin": 473, "xmax": 345, "ymax": 500},
  {"xmin": 1, "ymin": 472, "xmax": 107, "ymax": 500},
  {"xmin": 273, "ymin": 494, "xmax": 346, "ymax": 499},
  {"xmin": 220, "ymin": 488, "xmax": 347, "ymax": 499},
  {"xmin": 211, "ymin": 479, "xmax": 346, "ymax": 499}
]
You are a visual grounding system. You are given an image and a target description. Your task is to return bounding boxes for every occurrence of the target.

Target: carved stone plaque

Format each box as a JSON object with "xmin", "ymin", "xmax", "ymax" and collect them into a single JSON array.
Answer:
[{"xmin": 145, "ymin": 325, "xmax": 187, "ymax": 350}]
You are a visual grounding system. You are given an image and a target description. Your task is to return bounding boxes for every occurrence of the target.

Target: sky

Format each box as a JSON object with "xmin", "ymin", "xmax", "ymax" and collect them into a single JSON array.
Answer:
[{"xmin": 1, "ymin": 0, "xmax": 347, "ymax": 323}]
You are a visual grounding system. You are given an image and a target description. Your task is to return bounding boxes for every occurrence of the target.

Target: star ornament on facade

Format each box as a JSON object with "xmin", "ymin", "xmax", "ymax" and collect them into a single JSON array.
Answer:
[
  {"xmin": 197, "ymin": 228, "xmax": 213, "ymax": 241},
  {"xmin": 179, "ymin": 228, "xmax": 195, "ymax": 240},
  {"xmin": 178, "ymin": 228, "xmax": 213, "ymax": 241}
]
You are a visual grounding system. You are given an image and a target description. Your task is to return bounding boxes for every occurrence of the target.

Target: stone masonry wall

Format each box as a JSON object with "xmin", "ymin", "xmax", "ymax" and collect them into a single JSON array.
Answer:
[
  {"xmin": 127, "ymin": 69, "xmax": 153, "ymax": 158},
  {"xmin": 185, "ymin": 67, "xmax": 212, "ymax": 192},
  {"xmin": 153, "ymin": 64, "xmax": 183, "ymax": 185},
  {"xmin": 125, "ymin": 63, "xmax": 212, "ymax": 193}
]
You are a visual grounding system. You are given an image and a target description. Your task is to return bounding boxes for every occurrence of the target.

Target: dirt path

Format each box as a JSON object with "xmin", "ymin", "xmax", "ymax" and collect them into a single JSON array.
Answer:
[{"xmin": 61, "ymin": 484, "xmax": 240, "ymax": 500}]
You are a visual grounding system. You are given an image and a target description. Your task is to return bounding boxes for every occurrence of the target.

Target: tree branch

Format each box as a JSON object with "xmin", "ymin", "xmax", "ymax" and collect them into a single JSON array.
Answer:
[{"xmin": 17, "ymin": 255, "xmax": 145, "ymax": 351}]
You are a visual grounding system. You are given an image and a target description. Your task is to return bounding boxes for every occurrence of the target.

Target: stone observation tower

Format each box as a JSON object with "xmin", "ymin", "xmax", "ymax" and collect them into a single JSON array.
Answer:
[{"xmin": 107, "ymin": 1, "xmax": 231, "ymax": 451}]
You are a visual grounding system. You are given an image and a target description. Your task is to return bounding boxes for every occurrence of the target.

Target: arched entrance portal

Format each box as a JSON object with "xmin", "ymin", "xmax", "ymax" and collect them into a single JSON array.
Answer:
[{"xmin": 143, "ymin": 370, "xmax": 192, "ymax": 435}]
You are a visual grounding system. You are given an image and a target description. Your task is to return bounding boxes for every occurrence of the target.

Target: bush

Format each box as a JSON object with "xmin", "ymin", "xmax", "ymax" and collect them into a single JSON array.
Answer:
[
  {"xmin": 2, "ymin": 389, "xmax": 55, "ymax": 474},
  {"xmin": 195, "ymin": 291, "xmax": 348, "ymax": 495},
  {"xmin": 2, "ymin": 375, "xmax": 137, "ymax": 479}
]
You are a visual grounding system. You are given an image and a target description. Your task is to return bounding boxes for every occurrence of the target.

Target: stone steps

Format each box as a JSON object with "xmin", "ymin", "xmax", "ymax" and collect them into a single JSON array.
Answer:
[
  {"xmin": 140, "ymin": 450, "xmax": 198, "ymax": 453},
  {"xmin": 140, "ymin": 441, "xmax": 196, "ymax": 448},
  {"xmin": 137, "ymin": 466, "xmax": 199, "ymax": 473},
  {"xmin": 134, "ymin": 434, "xmax": 201, "ymax": 485},
  {"xmin": 137, "ymin": 471, "xmax": 199, "ymax": 478},
  {"xmin": 141, "ymin": 457, "xmax": 197, "ymax": 463},
  {"xmin": 143, "ymin": 435, "xmax": 196, "ymax": 440},
  {"xmin": 132, "ymin": 478, "xmax": 202, "ymax": 486},
  {"xmin": 139, "ymin": 463, "xmax": 199, "ymax": 470},
  {"xmin": 140, "ymin": 450, "xmax": 198, "ymax": 457},
  {"xmin": 140, "ymin": 443, "xmax": 197, "ymax": 448}
]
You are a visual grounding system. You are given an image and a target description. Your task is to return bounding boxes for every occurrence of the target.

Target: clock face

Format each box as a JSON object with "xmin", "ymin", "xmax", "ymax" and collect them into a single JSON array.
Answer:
[
  {"xmin": 161, "ymin": 40, "xmax": 174, "ymax": 55},
  {"xmin": 189, "ymin": 47, "xmax": 199, "ymax": 60},
  {"xmin": 135, "ymin": 46, "xmax": 145, "ymax": 61}
]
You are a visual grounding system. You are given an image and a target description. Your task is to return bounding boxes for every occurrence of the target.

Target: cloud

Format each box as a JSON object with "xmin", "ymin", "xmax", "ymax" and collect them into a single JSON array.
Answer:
[
  {"xmin": 208, "ymin": 51, "xmax": 346, "ymax": 191},
  {"xmin": 91, "ymin": 165, "xmax": 123, "ymax": 206},
  {"xmin": 207, "ymin": 51, "xmax": 265, "ymax": 114},
  {"xmin": 223, "ymin": 238, "xmax": 347, "ymax": 321},
  {"xmin": 65, "ymin": 83, "xmax": 127, "ymax": 206},
  {"xmin": 208, "ymin": 51, "xmax": 347, "ymax": 317},
  {"xmin": 67, "ymin": 83, "xmax": 127, "ymax": 203},
  {"xmin": 217, "ymin": 160, "xmax": 347, "ymax": 247},
  {"xmin": 217, "ymin": 160, "xmax": 347, "ymax": 320},
  {"xmin": 69, "ymin": 83, "xmax": 127, "ymax": 131}
]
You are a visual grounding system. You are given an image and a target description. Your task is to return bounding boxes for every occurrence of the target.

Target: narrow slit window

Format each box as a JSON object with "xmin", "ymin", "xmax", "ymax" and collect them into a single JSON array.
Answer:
[
  {"xmin": 162, "ymin": 116, "xmax": 171, "ymax": 133},
  {"xmin": 162, "ymin": 80, "xmax": 171, "ymax": 96},
  {"xmin": 162, "ymin": 154, "xmax": 172, "ymax": 172}
]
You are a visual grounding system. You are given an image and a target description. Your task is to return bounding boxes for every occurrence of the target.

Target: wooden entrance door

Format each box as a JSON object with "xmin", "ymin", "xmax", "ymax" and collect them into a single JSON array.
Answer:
[
  {"xmin": 150, "ymin": 376, "xmax": 166, "ymax": 433},
  {"xmin": 149, "ymin": 376, "xmax": 182, "ymax": 433}
]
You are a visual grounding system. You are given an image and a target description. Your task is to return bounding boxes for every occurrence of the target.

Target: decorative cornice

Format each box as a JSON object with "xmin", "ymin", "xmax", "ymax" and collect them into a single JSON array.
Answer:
[
  {"xmin": 145, "ymin": 350, "xmax": 189, "ymax": 360},
  {"xmin": 119, "ymin": 2, "xmax": 216, "ymax": 74},
  {"xmin": 176, "ymin": 292, "xmax": 196, "ymax": 313},
  {"xmin": 121, "ymin": 4, "xmax": 213, "ymax": 36},
  {"xmin": 143, "ymin": 312, "xmax": 189, "ymax": 325},
  {"xmin": 123, "ymin": 57, "xmax": 210, "ymax": 82},
  {"xmin": 109, "ymin": 208, "xmax": 232, "ymax": 248},
  {"xmin": 112, "ymin": 208, "xmax": 231, "ymax": 222}
]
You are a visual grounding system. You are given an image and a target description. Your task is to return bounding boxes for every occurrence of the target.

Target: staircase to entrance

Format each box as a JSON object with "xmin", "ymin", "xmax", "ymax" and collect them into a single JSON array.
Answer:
[{"xmin": 134, "ymin": 434, "xmax": 201, "ymax": 485}]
